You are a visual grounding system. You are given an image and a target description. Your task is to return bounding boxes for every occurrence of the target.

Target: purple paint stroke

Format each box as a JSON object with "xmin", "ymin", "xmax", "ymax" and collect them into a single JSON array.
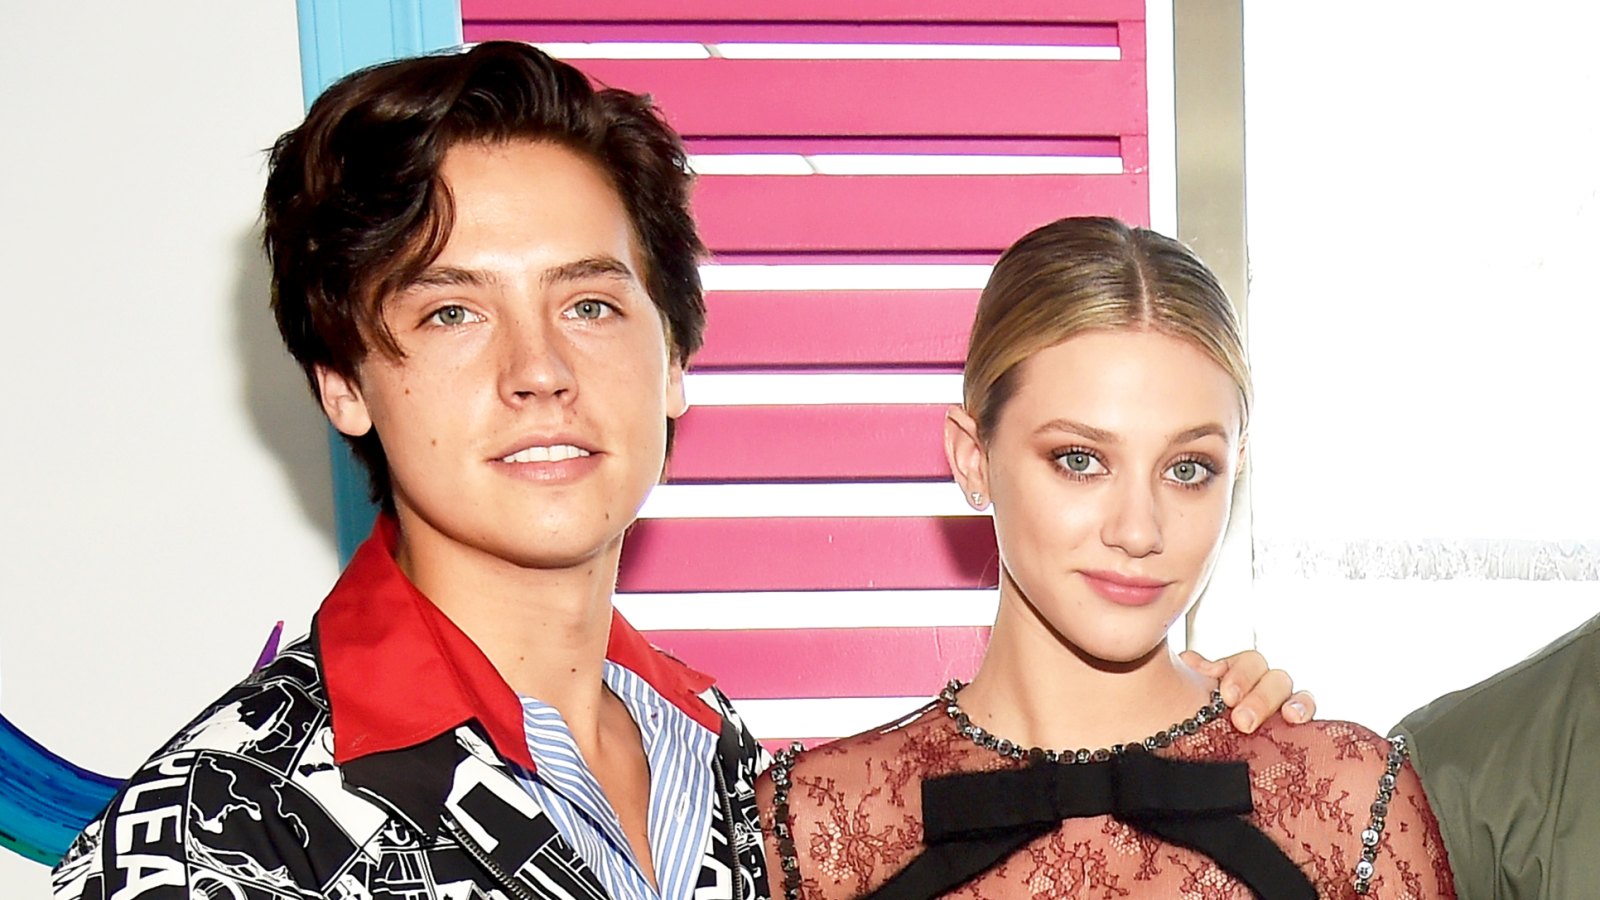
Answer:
[{"xmin": 253, "ymin": 621, "xmax": 284, "ymax": 671}]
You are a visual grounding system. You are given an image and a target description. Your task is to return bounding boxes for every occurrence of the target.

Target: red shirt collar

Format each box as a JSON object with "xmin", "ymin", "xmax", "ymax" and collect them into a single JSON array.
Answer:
[{"xmin": 318, "ymin": 516, "xmax": 720, "ymax": 770}]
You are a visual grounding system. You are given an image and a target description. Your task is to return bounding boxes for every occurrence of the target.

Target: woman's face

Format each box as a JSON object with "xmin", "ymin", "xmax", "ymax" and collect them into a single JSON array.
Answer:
[{"xmin": 951, "ymin": 329, "xmax": 1245, "ymax": 664}]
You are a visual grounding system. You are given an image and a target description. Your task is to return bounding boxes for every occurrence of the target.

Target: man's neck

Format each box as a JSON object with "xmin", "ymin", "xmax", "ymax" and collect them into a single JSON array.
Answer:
[{"xmin": 392, "ymin": 513, "xmax": 623, "ymax": 747}]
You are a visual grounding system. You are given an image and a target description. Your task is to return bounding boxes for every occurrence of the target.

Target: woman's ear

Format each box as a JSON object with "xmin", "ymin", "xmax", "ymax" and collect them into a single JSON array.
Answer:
[{"xmin": 944, "ymin": 405, "xmax": 990, "ymax": 510}]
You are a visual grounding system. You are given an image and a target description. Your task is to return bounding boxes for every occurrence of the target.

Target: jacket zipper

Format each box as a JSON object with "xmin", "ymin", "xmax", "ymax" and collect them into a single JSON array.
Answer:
[
  {"xmin": 444, "ymin": 814, "xmax": 541, "ymax": 900},
  {"xmin": 712, "ymin": 755, "xmax": 747, "ymax": 900}
]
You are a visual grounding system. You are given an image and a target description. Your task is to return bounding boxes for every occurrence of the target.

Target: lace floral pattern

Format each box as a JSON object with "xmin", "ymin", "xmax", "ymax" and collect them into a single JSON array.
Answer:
[{"xmin": 757, "ymin": 706, "xmax": 1455, "ymax": 899}]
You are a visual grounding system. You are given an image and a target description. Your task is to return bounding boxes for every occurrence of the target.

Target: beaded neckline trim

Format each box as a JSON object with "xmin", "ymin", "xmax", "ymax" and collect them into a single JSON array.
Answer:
[{"xmin": 938, "ymin": 679, "xmax": 1229, "ymax": 764}]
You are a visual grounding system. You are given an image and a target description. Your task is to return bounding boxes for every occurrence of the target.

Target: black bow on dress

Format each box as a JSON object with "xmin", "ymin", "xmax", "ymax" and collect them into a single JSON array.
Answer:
[{"xmin": 862, "ymin": 751, "xmax": 1316, "ymax": 900}]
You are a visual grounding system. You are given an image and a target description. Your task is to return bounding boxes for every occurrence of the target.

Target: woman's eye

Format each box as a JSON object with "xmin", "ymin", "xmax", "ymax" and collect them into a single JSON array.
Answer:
[
  {"xmin": 1054, "ymin": 451, "xmax": 1106, "ymax": 476},
  {"xmin": 1167, "ymin": 459, "xmax": 1214, "ymax": 485},
  {"xmin": 427, "ymin": 305, "xmax": 479, "ymax": 327},
  {"xmin": 569, "ymin": 299, "xmax": 614, "ymax": 320}
]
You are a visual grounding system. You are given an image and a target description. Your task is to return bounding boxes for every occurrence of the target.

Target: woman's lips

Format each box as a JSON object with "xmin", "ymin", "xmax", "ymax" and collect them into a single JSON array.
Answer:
[{"xmin": 1078, "ymin": 570, "xmax": 1170, "ymax": 607}]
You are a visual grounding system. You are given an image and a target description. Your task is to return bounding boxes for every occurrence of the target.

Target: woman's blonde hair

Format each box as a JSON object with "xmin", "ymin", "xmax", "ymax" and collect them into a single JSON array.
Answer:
[{"xmin": 964, "ymin": 216, "xmax": 1251, "ymax": 440}]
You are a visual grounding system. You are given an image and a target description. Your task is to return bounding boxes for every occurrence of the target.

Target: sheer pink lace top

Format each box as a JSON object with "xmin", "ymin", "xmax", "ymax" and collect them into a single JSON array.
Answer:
[{"xmin": 756, "ymin": 704, "xmax": 1456, "ymax": 899}]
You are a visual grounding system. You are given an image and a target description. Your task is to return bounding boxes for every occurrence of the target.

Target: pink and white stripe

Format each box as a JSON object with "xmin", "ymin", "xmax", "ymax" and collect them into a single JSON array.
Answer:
[{"xmin": 461, "ymin": 0, "xmax": 1153, "ymax": 747}]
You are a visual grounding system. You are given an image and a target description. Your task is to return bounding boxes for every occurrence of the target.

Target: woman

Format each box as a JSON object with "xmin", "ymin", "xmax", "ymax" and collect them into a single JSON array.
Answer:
[{"xmin": 756, "ymin": 218, "xmax": 1454, "ymax": 899}]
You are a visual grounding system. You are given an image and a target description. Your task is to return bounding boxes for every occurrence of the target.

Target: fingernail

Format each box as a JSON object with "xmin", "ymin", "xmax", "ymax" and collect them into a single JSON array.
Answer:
[
  {"xmin": 1235, "ymin": 709, "xmax": 1258, "ymax": 732},
  {"xmin": 1288, "ymin": 700, "xmax": 1308, "ymax": 721}
]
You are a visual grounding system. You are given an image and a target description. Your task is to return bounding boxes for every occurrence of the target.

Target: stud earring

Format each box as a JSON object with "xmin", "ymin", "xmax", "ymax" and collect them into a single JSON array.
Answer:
[{"xmin": 970, "ymin": 491, "xmax": 985, "ymax": 506}]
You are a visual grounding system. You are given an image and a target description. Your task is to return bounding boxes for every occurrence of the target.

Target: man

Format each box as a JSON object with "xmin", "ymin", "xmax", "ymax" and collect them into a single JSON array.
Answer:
[
  {"xmin": 1393, "ymin": 612, "xmax": 1599, "ymax": 899},
  {"xmin": 51, "ymin": 42, "xmax": 1309, "ymax": 900}
]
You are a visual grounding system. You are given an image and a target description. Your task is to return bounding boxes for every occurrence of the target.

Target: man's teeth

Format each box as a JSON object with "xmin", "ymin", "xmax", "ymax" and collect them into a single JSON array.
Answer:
[{"xmin": 502, "ymin": 445, "xmax": 593, "ymax": 463}]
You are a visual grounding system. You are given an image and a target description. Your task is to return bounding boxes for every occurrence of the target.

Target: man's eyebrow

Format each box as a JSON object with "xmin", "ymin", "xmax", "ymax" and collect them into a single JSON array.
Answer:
[
  {"xmin": 1033, "ymin": 419, "xmax": 1118, "ymax": 443},
  {"xmin": 400, "ymin": 266, "xmax": 497, "ymax": 292},
  {"xmin": 541, "ymin": 255, "xmax": 636, "ymax": 288},
  {"xmin": 1170, "ymin": 423, "xmax": 1229, "ymax": 444}
]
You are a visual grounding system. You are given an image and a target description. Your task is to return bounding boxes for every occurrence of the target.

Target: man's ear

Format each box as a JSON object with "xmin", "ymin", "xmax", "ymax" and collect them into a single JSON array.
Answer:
[
  {"xmin": 665, "ymin": 355, "xmax": 688, "ymax": 420},
  {"xmin": 314, "ymin": 365, "xmax": 373, "ymax": 437},
  {"xmin": 944, "ymin": 405, "xmax": 990, "ymax": 510}
]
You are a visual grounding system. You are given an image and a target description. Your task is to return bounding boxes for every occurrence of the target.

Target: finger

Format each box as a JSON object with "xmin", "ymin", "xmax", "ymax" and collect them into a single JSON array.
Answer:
[
  {"xmin": 1230, "ymin": 668, "xmax": 1293, "ymax": 734},
  {"xmin": 1215, "ymin": 650, "xmax": 1269, "ymax": 707},
  {"xmin": 1283, "ymin": 690, "xmax": 1316, "ymax": 724},
  {"xmin": 1178, "ymin": 649, "xmax": 1227, "ymax": 678}
]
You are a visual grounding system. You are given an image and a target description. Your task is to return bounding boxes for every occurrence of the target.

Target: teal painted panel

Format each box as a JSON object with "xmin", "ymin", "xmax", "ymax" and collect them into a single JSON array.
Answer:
[{"xmin": 297, "ymin": 0, "xmax": 464, "ymax": 104}]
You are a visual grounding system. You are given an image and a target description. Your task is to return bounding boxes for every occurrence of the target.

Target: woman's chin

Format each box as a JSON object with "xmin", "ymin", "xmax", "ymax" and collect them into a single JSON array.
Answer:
[{"xmin": 1050, "ymin": 628, "xmax": 1172, "ymax": 671}]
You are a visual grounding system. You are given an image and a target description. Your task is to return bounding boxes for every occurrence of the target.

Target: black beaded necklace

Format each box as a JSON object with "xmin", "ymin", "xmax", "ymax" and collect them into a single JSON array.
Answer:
[{"xmin": 938, "ymin": 679, "xmax": 1229, "ymax": 764}]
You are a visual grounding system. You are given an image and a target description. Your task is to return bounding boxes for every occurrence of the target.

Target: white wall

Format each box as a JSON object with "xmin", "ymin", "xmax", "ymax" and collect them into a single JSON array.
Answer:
[
  {"xmin": 1243, "ymin": 3, "xmax": 1600, "ymax": 727},
  {"xmin": 0, "ymin": 2, "xmax": 329, "ymax": 893}
]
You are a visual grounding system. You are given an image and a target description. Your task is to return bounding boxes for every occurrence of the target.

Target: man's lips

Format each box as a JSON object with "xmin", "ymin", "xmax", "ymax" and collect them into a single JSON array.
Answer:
[
  {"xmin": 490, "ymin": 436, "xmax": 603, "ymax": 483},
  {"xmin": 492, "ymin": 434, "xmax": 598, "ymax": 463},
  {"xmin": 1078, "ymin": 569, "xmax": 1172, "ymax": 606},
  {"xmin": 499, "ymin": 443, "xmax": 592, "ymax": 464}
]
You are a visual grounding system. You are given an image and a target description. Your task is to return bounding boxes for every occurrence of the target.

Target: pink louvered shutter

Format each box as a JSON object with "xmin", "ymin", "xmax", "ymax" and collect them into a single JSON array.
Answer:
[{"xmin": 462, "ymin": 0, "xmax": 1152, "ymax": 745}]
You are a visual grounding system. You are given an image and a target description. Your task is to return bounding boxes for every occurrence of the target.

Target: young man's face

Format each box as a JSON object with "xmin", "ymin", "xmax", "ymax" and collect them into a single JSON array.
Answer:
[{"xmin": 318, "ymin": 140, "xmax": 687, "ymax": 572}]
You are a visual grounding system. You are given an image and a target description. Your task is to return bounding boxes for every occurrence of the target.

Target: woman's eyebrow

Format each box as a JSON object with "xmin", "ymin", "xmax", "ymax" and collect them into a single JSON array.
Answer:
[
  {"xmin": 1169, "ymin": 423, "xmax": 1228, "ymax": 444},
  {"xmin": 1033, "ymin": 419, "xmax": 1118, "ymax": 443}
]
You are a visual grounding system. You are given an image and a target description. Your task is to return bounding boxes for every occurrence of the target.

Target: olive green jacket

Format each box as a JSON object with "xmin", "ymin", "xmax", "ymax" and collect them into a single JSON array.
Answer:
[{"xmin": 1392, "ymin": 612, "xmax": 1599, "ymax": 900}]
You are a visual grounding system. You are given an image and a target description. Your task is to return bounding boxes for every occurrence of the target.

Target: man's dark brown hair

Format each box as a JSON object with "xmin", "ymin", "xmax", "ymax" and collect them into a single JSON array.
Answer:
[{"xmin": 263, "ymin": 41, "xmax": 706, "ymax": 510}]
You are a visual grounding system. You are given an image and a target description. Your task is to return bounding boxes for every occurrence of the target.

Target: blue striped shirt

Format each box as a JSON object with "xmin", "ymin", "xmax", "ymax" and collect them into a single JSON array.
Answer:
[{"xmin": 515, "ymin": 660, "xmax": 718, "ymax": 900}]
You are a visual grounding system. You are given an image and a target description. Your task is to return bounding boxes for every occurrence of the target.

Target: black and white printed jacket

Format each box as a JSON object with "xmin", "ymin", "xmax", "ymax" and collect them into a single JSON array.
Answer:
[{"xmin": 52, "ymin": 519, "xmax": 772, "ymax": 900}]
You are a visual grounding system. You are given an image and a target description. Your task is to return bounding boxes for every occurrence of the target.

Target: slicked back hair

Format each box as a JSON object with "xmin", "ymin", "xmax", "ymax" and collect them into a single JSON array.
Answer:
[{"xmin": 964, "ymin": 217, "xmax": 1251, "ymax": 443}]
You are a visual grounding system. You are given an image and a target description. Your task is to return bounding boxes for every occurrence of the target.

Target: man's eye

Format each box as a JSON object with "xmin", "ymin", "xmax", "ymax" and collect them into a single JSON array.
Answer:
[
  {"xmin": 569, "ymin": 299, "xmax": 615, "ymax": 320},
  {"xmin": 427, "ymin": 305, "xmax": 478, "ymax": 327}
]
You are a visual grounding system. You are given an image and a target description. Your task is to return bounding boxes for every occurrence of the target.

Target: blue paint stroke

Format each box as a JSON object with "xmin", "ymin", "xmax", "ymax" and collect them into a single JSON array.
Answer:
[
  {"xmin": 0, "ymin": 713, "xmax": 119, "ymax": 864},
  {"xmin": 2, "ymin": 619, "xmax": 287, "ymax": 863}
]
